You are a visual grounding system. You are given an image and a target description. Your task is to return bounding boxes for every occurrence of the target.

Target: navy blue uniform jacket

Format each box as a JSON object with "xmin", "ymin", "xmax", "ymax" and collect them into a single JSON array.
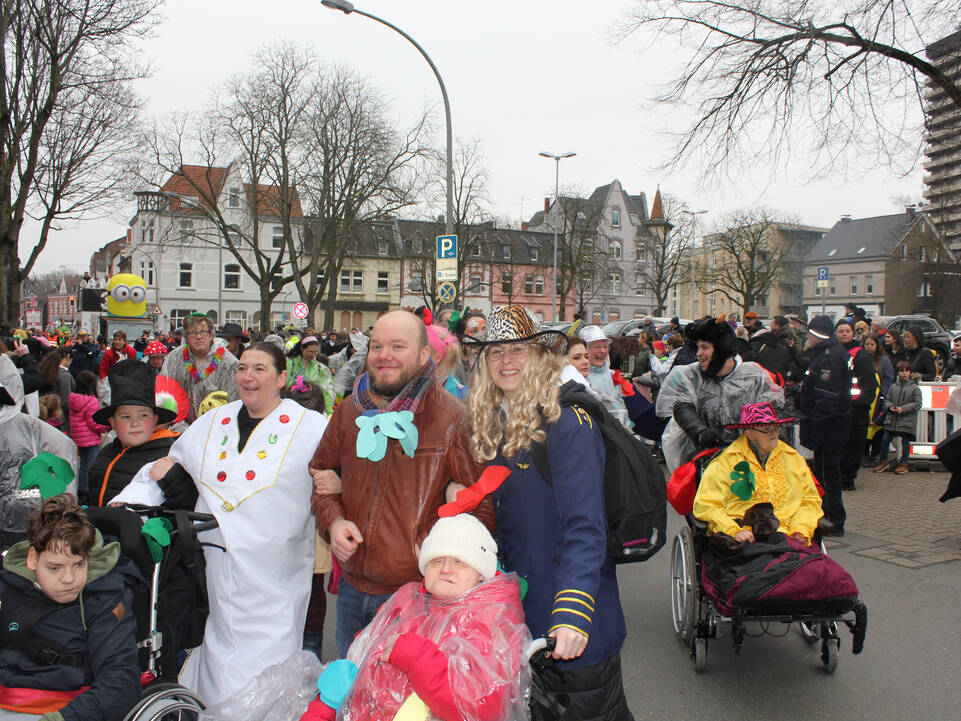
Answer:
[
  {"xmin": 799, "ymin": 335, "xmax": 853, "ymax": 451},
  {"xmin": 492, "ymin": 405, "xmax": 627, "ymax": 670}
]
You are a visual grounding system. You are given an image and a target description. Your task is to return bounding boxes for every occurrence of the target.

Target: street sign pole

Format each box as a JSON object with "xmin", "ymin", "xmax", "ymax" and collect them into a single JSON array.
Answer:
[
  {"xmin": 435, "ymin": 235, "xmax": 458, "ymax": 309},
  {"xmin": 816, "ymin": 266, "xmax": 829, "ymax": 317}
]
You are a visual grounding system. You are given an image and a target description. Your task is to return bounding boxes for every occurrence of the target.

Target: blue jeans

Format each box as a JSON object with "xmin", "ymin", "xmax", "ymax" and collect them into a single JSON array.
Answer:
[
  {"xmin": 879, "ymin": 430, "xmax": 913, "ymax": 464},
  {"xmin": 335, "ymin": 578, "xmax": 394, "ymax": 658},
  {"xmin": 77, "ymin": 444, "xmax": 100, "ymax": 496}
]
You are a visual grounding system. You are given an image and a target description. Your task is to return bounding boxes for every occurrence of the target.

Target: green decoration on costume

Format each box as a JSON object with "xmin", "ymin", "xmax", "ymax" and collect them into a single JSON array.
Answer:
[
  {"xmin": 20, "ymin": 453, "xmax": 74, "ymax": 499},
  {"xmin": 354, "ymin": 411, "xmax": 418, "ymax": 462},
  {"xmin": 730, "ymin": 460, "xmax": 755, "ymax": 501},
  {"xmin": 140, "ymin": 517, "xmax": 173, "ymax": 563}
]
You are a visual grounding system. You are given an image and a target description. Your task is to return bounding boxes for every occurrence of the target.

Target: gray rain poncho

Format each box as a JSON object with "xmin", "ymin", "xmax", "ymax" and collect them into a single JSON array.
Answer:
[
  {"xmin": 655, "ymin": 356, "xmax": 783, "ymax": 472},
  {"xmin": 0, "ymin": 355, "xmax": 78, "ymax": 547}
]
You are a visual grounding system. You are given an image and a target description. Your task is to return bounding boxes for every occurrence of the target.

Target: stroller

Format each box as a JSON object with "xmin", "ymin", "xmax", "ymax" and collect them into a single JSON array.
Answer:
[{"xmin": 85, "ymin": 505, "xmax": 219, "ymax": 720}]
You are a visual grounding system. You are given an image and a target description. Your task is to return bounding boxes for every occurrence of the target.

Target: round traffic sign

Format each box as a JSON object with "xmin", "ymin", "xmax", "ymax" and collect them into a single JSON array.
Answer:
[
  {"xmin": 437, "ymin": 281, "xmax": 457, "ymax": 303},
  {"xmin": 292, "ymin": 302, "xmax": 309, "ymax": 320}
]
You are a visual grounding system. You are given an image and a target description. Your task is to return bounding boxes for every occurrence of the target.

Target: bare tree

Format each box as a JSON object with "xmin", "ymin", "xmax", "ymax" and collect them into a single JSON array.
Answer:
[
  {"xmin": 631, "ymin": 193, "xmax": 694, "ymax": 314},
  {"xmin": 698, "ymin": 208, "xmax": 794, "ymax": 313},
  {"xmin": 0, "ymin": 0, "xmax": 159, "ymax": 323},
  {"xmin": 295, "ymin": 65, "xmax": 430, "ymax": 330},
  {"xmin": 620, "ymin": 0, "xmax": 961, "ymax": 179},
  {"xmin": 543, "ymin": 195, "xmax": 611, "ymax": 320}
]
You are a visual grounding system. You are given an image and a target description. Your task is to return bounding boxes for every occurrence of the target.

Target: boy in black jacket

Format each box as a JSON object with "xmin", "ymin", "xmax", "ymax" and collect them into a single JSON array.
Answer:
[{"xmin": 0, "ymin": 494, "xmax": 143, "ymax": 721}]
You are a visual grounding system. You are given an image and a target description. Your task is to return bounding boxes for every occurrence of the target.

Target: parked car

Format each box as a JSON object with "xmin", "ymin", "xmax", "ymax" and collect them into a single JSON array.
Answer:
[
  {"xmin": 601, "ymin": 319, "xmax": 645, "ymax": 337},
  {"xmin": 877, "ymin": 315, "xmax": 953, "ymax": 363}
]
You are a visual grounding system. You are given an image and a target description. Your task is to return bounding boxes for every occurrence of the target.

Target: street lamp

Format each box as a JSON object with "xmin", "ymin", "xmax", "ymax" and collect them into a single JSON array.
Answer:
[
  {"xmin": 321, "ymin": 0, "xmax": 453, "ymax": 239},
  {"xmin": 681, "ymin": 209, "xmax": 708, "ymax": 318},
  {"xmin": 539, "ymin": 151, "xmax": 576, "ymax": 322}
]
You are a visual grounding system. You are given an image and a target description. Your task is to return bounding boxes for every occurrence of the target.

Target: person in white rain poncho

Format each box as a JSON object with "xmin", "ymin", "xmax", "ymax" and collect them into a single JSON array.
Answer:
[
  {"xmin": 0, "ymin": 354, "xmax": 78, "ymax": 548},
  {"xmin": 656, "ymin": 317, "xmax": 783, "ymax": 472},
  {"xmin": 112, "ymin": 342, "xmax": 328, "ymax": 705}
]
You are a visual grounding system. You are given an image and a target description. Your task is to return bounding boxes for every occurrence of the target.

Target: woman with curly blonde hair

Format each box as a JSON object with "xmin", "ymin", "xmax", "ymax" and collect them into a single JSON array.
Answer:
[{"xmin": 465, "ymin": 306, "xmax": 633, "ymax": 721}]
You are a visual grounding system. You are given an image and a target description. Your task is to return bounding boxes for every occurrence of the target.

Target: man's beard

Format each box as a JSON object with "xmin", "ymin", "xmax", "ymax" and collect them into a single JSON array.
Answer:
[{"xmin": 368, "ymin": 364, "xmax": 418, "ymax": 399}]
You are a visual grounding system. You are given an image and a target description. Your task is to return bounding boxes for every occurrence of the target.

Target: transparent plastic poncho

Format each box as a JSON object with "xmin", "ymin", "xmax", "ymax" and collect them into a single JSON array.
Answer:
[
  {"xmin": 655, "ymin": 357, "xmax": 783, "ymax": 472},
  {"xmin": 342, "ymin": 574, "xmax": 532, "ymax": 721},
  {"xmin": 0, "ymin": 356, "xmax": 78, "ymax": 544}
]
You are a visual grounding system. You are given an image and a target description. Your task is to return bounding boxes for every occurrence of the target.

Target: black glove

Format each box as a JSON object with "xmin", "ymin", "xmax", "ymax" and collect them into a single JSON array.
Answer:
[
  {"xmin": 673, "ymin": 402, "xmax": 708, "ymax": 441},
  {"xmin": 697, "ymin": 427, "xmax": 725, "ymax": 448}
]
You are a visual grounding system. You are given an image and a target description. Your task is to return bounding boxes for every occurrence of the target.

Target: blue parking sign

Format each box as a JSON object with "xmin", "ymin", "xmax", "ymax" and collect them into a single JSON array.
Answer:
[
  {"xmin": 436, "ymin": 235, "xmax": 457, "ymax": 259},
  {"xmin": 817, "ymin": 266, "xmax": 829, "ymax": 281}
]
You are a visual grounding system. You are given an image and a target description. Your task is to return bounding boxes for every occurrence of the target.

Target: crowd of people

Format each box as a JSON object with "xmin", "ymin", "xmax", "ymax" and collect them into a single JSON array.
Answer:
[{"xmin": 0, "ymin": 301, "xmax": 955, "ymax": 721}]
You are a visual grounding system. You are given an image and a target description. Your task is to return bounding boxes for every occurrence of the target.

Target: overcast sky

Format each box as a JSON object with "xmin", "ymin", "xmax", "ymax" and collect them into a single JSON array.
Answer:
[{"xmin": 27, "ymin": 0, "xmax": 926, "ymax": 275}]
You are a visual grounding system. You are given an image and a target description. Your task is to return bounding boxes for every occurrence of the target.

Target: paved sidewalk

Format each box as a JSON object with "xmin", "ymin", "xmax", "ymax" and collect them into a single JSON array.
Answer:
[{"xmin": 834, "ymin": 465, "xmax": 961, "ymax": 567}]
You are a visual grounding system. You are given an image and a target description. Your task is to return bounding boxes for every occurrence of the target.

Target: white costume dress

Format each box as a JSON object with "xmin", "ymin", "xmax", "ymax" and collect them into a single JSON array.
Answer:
[{"xmin": 112, "ymin": 398, "xmax": 328, "ymax": 704}]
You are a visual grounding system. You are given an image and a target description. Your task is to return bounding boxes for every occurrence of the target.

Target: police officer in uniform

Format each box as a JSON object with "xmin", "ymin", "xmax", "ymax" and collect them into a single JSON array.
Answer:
[{"xmin": 799, "ymin": 316, "xmax": 852, "ymax": 536}]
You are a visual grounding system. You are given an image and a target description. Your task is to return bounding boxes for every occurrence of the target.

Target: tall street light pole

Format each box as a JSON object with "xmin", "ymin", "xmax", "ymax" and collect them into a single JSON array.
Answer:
[
  {"xmin": 681, "ymin": 209, "xmax": 708, "ymax": 319},
  {"xmin": 539, "ymin": 151, "xmax": 575, "ymax": 322},
  {"xmin": 321, "ymin": 0, "xmax": 453, "ymax": 239}
]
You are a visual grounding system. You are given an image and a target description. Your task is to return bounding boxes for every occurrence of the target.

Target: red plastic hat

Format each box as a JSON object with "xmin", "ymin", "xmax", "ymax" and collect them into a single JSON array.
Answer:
[{"xmin": 145, "ymin": 340, "xmax": 168, "ymax": 356}]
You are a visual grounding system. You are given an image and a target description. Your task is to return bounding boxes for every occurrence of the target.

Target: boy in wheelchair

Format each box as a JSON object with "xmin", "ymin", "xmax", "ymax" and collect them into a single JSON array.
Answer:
[{"xmin": 0, "ymin": 494, "xmax": 142, "ymax": 721}]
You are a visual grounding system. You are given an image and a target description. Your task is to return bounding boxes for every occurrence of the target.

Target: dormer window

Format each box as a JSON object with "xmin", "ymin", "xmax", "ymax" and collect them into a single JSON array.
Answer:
[
  {"xmin": 828, "ymin": 249, "xmax": 838, "ymax": 256},
  {"xmin": 857, "ymin": 247, "xmax": 866, "ymax": 254},
  {"xmin": 528, "ymin": 246, "xmax": 538, "ymax": 262},
  {"xmin": 502, "ymin": 245, "xmax": 511, "ymax": 260}
]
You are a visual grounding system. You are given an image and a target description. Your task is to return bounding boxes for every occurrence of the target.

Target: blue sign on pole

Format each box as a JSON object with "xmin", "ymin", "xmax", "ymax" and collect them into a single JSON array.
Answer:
[
  {"xmin": 817, "ymin": 266, "xmax": 829, "ymax": 281},
  {"xmin": 436, "ymin": 235, "xmax": 457, "ymax": 259}
]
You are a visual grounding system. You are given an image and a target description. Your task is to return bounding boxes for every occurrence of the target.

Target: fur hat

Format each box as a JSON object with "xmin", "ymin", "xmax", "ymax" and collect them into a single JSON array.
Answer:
[
  {"xmin": 465, "ymin": 305, "xmax": 567, "ymax": 352},
  {"xmin": 418, "ymin": 514, "xmax": 498, "ymax": 581},
  {"xmin": 808, "ymin": 315, "xmax": 835, "ymax": 340},
  {"xmin": 687, "ymin": 316, "xmax": 737, "ymax": 377}
]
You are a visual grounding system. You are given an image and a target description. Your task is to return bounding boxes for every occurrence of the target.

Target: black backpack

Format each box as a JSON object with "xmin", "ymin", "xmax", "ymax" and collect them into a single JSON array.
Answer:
[{"xmin": 531, "ymin": 380, "xmax": 667, "ymax": 563}]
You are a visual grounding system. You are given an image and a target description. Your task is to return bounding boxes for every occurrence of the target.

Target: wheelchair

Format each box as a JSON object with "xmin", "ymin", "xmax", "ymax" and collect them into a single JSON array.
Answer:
[
  {"xmin": 86, "ymin": 505, "xmax": 218, "ymax": 720},
  {"xmin": 669, "ymin": 451, "xmax": 867, "ymax": 674}
]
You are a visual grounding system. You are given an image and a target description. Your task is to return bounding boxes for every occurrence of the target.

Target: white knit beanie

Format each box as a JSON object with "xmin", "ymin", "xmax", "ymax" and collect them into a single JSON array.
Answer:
[{"xmin": 418, "ymin": 514, "xmax": 498, "ymax": 581}]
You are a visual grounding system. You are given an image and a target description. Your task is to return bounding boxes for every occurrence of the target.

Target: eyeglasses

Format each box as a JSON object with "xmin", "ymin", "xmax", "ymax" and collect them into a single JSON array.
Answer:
[
  {"xmin": 186, "ymin": 330, "xmax": 210, "ymax": 338},
  {"xmin": 485, "ymin": 344, "xmax": 530, "ymax": 362}
]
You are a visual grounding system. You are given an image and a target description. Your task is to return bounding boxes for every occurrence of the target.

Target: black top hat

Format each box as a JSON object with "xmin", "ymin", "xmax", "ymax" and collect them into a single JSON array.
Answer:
[
  {"xmin": 218, "ymin": 323, "xmax": 249, "ymax": 342},
  {"xmin": 93, "ymin": 359, "xmax": 177, "ymax": 425}
]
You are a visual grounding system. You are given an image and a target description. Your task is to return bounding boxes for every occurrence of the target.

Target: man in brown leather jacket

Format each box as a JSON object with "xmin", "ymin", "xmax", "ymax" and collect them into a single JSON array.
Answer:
[{"xmin": 310, "ymin": 311, "xmax": 490, "ymax": 657}]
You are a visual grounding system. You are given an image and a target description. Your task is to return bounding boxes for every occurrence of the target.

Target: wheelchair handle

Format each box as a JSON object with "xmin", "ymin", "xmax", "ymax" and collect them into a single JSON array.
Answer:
[{"xmin": 526, "ymin": 635, "xmax": 557, "ymax": 664}]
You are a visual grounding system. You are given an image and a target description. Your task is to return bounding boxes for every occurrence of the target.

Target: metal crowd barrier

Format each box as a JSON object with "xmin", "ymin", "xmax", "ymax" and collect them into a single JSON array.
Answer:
[{"xmin": 909, "ymin": 382, "xmax": 959, "ymax": 462}]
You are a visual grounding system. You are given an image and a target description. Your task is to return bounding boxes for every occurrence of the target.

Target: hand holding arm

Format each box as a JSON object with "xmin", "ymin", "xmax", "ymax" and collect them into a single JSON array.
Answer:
[{"xmin": 311, "ymin": 468, "xmax": 342, "ymax": 495}]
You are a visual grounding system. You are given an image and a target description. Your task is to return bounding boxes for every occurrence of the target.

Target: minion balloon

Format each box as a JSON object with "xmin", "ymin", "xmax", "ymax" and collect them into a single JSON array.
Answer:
[{"xmin": 106, "ymin": 273, "xmax": 148, "ymax": 317}]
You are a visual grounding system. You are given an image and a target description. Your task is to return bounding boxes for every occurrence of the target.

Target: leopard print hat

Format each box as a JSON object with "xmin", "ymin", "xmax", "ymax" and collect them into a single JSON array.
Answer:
[{"xmin": 465, "ymin": 305, "xmax": 567, "ymax": 352}]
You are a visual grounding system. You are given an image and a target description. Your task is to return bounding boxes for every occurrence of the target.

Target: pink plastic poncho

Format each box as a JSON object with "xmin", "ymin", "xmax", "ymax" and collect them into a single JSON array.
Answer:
[{"xmin": 341, "ymin": 574, "xmax": 532, "ymax": 721}]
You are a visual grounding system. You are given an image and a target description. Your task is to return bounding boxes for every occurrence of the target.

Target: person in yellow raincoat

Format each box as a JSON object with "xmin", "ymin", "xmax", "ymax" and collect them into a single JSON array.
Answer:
[{"xmin": 694, "ymin": 402, "xmax": 823, "ymax": 545}]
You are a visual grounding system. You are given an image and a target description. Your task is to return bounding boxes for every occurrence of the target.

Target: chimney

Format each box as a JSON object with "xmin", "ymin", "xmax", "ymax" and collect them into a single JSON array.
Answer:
[
  {"xmin": 521, "ymin": 221, "xmax": 529, "ymax": 231},
  {"xmin": 437, "ymin": 214, "xmax": 445, "ymax": 224},
  {"xmin": 906, "ymin": 205, "xmax": 917, "ymax": 218},
  {"xmin": 840, "ymin": 214, "xmax": 852, "ymax": 222},
  {"xmin": 544, "ymin": 197, "xmax": 550, "ymax": 213}
]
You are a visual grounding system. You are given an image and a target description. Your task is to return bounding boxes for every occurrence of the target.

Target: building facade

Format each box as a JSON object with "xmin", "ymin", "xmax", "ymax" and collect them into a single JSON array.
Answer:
[{"xmin": 923, "ymin": 30, "xmax": 961, "ymax": 251}]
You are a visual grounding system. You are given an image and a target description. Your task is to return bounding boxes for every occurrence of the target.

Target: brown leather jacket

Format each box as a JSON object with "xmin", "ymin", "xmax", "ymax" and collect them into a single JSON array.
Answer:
[{"xmin": 310, "ymin": 380, "xmax": 491, "ymax": 595}]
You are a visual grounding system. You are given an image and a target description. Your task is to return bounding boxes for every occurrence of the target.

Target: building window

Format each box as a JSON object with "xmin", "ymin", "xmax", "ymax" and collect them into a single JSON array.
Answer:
[
  {"xmin": 501, "ymin": 272, "xmax": 512, "ymax": 295},
  {"xmin": 272, "ymin": 226, "xmax": 284, "ymax": 249},
  {"xmin": 179, "ymin": 219, "xmax": 193, "ymax": 242},
  {"xmin": 469, "ymin": 274, "xmax": 482, "ymax": 292},
  {"xmin": 865, "ymin": 275, "xmax": 874, "ymax": 294},
  {"xmin": 525, "ymin": 274, "xmax": 534, "ymax": 294},
  {"xmin": 227, "ymin": 187, "xmax": 240, "ymax": 208},
  {"xmin": 316, "ymin": 270, "xmax": 325, "ymax": 289},
  {"xmin": 535, "ymin": 275, "xmax": 544, "ymax": 295},
  {"xmin": 502, "ymin": 245, "xmax": 511, "ymax": 260},
  {"xmin": 226, "ymin": 310, "xmax": 247, "ymax": 326},
  {"xmin": 377, "ymin": 271, "xmax": 389, "ymax": 294},
  {"xmin": 918, "ymin": 282, "xmax": 930, "ymax": 297},
  {"xmin": 609, "ymin": 272, "xmax": 621, "ymax": 295},
  {"xmin": 410, "ymin": 271, "xmax": 424, "ymax": 292},
  {"xmin": 901, "ymin": 244, "xmax": 907, "ymax": 259},
  {"xmin": 178, "ymin": 263, "xmax": 192, "ymax": 288},
  {"xmin": 340, "ymin": 270, "xmax": 363, "ymax": 293},
  {"xmin": 612, "ymin": 208, "xmax": 620, "ymax": 227},
  {"xmin": 919, "ymin": 246, "xmax": 926, "ymax": 262},
  {"xmin": 271, "ymin": 271, "xmax": 282, "ymax": 291},
  {"xmin": 611, "ymin": 240, "xmax": 622, "ymax": 259},
  {"xmin": 829, "ymin": 278, "xmax": 836, "ymax": 295},
  {"xmin": 609, "ymin": 307, "xmax": 620, "ymax": 321},
  {"xmin": 378, "ymin": 239, "xmax": 389, "ymax": 256},
  {"xmin": 471, "ymin": 244, "xmax": 481, "ymax": 258},
  {"xmin": 528, "ymin": 246, "xmax": 538, "ymax": 262},
  {"xmin": 634, "ymin": 273, "xmax": 646, "ymax": 293},
  {"xmin": 850, "ymin": 276, "xmax": 858, "ymax": 295},
  {"xmin": 636, "ymin": 246, "xmax": 647, "ymax": 263},
  {"xmin": 224, "ymin": 264, "xmax": 240, "ymax": 289},
  {"xmin": 170, "ymin": 309, "xmax": 193, "ymax": 329},
  {"xmin": 139, "ymin": 261, "xmax": 154, "ymax": 286}
]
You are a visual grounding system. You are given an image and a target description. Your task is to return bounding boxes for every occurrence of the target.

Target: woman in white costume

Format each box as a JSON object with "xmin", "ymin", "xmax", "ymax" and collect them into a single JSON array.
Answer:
[{"xmin": 112, "ymin": 342, "xmax": 328, "ymax": 704}]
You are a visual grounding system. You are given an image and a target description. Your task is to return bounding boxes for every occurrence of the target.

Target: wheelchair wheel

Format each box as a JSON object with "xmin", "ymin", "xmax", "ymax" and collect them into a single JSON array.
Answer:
[
  {"xmin": 820, "ymin": 622, "xmax": 840, "ymax": 674},
  {"xmin": 670, "ymin": 526, "xmax": 697, "ymax": 645},
  {"xmin": 124, "ymin": 684, "xmax": 205, "ymax": 721},
  {"xmin": 692, "ymin": 637, "xmax": 707, "ymax": 673},
  {"xmin": 798, "ymin": 621, "xmax": 820, "ymax": 644}
]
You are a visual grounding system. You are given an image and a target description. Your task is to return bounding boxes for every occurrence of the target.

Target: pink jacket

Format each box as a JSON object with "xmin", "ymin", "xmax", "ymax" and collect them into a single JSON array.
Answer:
[{"xmin": 69, "ymin": 393, "xmax": 110, "ymax": 448}]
